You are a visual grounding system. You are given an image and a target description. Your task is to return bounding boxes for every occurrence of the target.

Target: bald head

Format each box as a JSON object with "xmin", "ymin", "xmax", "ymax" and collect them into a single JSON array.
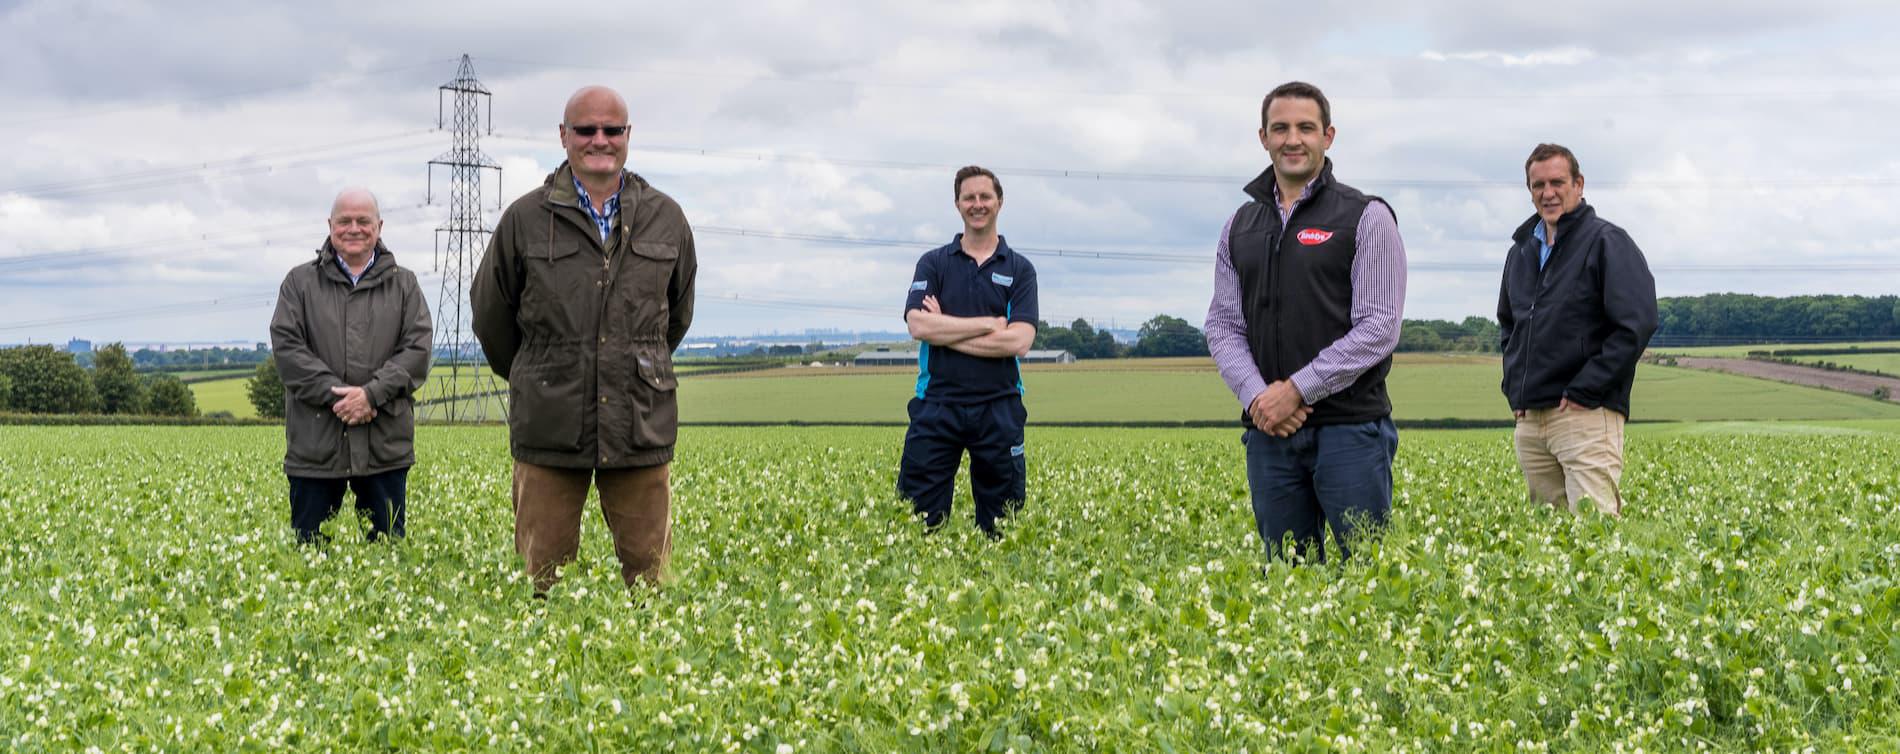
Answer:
[
  {"xmin": 563, "ymin": 86, "xmax": 627, "ymax": 124},
  {"xmin": 330, "ymin": 187, "xmax": 381, "ymax": 220},
  {"xmin": 561, "ymin": 86, "xmax": 632, "ymax": 188}
]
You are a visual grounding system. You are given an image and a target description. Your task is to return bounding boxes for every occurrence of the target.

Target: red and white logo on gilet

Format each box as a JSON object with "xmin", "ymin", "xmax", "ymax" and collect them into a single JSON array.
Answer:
[{"xmin": 1295, "ymin": 228, "xmax": 1334, "ymax": 246}]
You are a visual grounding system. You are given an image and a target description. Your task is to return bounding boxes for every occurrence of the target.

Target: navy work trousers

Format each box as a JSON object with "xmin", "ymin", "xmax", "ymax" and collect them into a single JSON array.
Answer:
[
  {"xmin": 1243, "ymin": 417, "xmax": 1397, "ymax": 563},
  {"xmin": 898, "ymin": 396, "xmax": 1026, "ymax": 535},
  {"xmin": 288, "ymin": 467, "xmax": 409, "ymax": 544}
]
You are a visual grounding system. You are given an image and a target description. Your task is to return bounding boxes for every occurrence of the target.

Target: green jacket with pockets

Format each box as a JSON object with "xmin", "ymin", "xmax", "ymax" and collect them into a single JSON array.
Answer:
[{"xmin": 471, "ymin": 163, "xmax": 698, "ymax": 469}]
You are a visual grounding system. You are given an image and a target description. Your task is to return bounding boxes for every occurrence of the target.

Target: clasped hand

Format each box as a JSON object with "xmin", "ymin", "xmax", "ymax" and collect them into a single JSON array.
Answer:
[
  {"xmin": 330, "ymin": 385, "xmax": 377, "ymax": 426},
  {"xmin": 1249, "ymin": 379, "xmax": 1310, "ymax": 438}
]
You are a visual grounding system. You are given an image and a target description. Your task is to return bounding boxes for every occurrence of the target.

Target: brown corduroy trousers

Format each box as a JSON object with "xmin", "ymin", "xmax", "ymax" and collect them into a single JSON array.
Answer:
[{"xmin": 512, "ymin": 460, "xmax": 672, "ymax": 592}]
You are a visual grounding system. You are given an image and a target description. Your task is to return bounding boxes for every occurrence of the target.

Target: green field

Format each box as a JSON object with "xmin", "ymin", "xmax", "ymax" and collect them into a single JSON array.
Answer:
[
  {"xmin": 190, "ymin": 374, "xmax": 259, "ymax": 417},
  {"xmin": 2, "ymin": 424, "xmax": 1895, "ymax": 750},
  {"xmin": 673, "ymin": 355, "xmax": 1900, "ymax": 424},
  {"xmin": 193, "ymin": 353, "xmax": 1900, "ymax": 425}
]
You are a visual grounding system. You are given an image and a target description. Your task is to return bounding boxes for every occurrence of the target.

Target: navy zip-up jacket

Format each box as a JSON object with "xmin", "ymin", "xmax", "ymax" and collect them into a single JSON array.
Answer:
[{"xmin": 1498, "ymin": 201, "xmax": 1658, "ymax": 418}]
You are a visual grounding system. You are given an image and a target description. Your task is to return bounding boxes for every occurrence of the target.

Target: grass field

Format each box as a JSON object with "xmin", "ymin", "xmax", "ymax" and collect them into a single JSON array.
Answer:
[
  {"xmin": 193, "ymin": 353, "xmax": 1900, "ymax": 425},
  {"xmin": 2, "ymin": 424, "xmax": 1895, "ymax": 750},
  {"xmin": 674, "ymin": 355, "xmax": 1900, "ymax": 424},
  {"xmin": 190, "ymin": 375, "xmax": 259, "ymax": 417}
]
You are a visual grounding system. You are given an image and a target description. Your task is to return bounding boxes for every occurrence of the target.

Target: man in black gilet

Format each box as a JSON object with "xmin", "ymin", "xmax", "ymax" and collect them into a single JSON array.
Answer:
[{"xmin": 1204, "ymin": 81, "xmax": 1408, "ymax": 563}]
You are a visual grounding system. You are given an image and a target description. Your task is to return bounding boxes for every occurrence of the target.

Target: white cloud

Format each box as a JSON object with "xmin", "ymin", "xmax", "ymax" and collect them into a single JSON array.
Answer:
[
  {"xmin": 1420, "ymin": 47, "xmax": 1597, "ymax": 66},
  {"xmin": 3, "ymin": 0, "xmax": 1899, "ymax": 343}
]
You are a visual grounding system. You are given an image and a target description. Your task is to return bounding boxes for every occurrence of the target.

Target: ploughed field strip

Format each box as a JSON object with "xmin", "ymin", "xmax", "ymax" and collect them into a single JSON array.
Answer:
[
  {"xmin": 1672, "ymin": 357, "xmax": 1900, "ymax": 403},
  {"xmin": 1, "ymin": 425, "xmax": 1896, "ymax": 750}
]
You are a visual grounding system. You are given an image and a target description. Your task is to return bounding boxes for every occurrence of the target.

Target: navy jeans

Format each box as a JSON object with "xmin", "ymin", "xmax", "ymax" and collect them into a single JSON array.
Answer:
[
  {"xmin": 1242, "ymin": 417, "xmax": 1397, "ymax": 563},
  {"xmin": 897, "ymin": 396, "xmax": 1027, "ymax": 535},
  {"xmin": 288, "ymin": 467, "xmax": 409, "ymax": 544}
]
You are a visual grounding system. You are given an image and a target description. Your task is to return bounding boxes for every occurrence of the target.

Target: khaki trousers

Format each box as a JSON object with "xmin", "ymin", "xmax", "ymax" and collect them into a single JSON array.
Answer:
[
  {"xmin": 513, "ymin": 461, "xmax": 671, "ymax": 592},
  {"xmin": 1512, "ymin": 407, "xmax": 1627, "ymax": 516}
]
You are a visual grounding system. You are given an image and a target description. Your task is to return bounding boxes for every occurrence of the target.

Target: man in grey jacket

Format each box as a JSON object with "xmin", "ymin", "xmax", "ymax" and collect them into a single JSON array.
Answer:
[{"xmin": 269, "ymin": 188, "xmax": 433, "ymax": 543}]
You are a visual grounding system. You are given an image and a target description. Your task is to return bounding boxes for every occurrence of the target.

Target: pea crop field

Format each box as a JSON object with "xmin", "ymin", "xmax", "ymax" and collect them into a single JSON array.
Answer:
[{"xmin": 3, "ymin": 423, "xmax": 1897, "ymax": 751}]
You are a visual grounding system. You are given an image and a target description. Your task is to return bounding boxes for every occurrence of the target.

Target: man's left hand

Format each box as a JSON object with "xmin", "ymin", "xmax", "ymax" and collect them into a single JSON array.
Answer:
[
  {"xmin": 331, "ymin": 386, "xmax": 375, "ymax": 425},
  {"xmin": 1249, "ymin": 379, "xmax": 1305, "ymax": 432}
]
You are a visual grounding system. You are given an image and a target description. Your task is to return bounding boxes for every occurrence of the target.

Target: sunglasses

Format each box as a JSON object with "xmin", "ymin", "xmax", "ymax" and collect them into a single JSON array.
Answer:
[{"xmin": 566, "ymin": 124, "xmax": 629, "ymax": 137}]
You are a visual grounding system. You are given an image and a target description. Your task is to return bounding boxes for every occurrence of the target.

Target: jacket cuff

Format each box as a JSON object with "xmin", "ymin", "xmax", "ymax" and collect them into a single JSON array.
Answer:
[{"xmin": 362, "ymin": 380, "xmax": 390, "ymax": 408}]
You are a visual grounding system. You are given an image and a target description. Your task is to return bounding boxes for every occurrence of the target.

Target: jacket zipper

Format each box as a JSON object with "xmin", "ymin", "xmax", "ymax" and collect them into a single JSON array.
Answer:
[{"xmin": 1514, "ymin": 238, "xmax": 1549, "ymax": 408}]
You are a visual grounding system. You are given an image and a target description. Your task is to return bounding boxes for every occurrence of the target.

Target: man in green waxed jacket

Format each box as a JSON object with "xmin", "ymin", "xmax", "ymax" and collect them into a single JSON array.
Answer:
[
  {"xmin": 471, "ymin": 85, "xmax": 698, "ymax": 597},
  {"xmin": 270, "ymin": 188, "xmax": 433, "ymax": 544}
]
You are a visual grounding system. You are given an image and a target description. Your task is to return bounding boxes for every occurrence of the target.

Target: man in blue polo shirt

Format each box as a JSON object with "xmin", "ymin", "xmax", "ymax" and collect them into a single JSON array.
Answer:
[{"xmin": 899, "ymin": 166, "xmax": 1039, "ymax": 537}]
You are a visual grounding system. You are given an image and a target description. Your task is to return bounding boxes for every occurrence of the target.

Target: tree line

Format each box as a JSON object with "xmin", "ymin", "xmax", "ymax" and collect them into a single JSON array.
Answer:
[
  {"xmin": 1654, "ymin": 294, "xmax": 1900, "ymax": 346},
  {"xmin": 0, "ymin": 344, "xmax": 198, "ymax": 416},
  {"xmin": 1033, "ymin": 314, "xmax": 1503, "ymax": 358},
  {"xmin": 71, "ymin": 344, "xmax": 270, "ymax": 371}
]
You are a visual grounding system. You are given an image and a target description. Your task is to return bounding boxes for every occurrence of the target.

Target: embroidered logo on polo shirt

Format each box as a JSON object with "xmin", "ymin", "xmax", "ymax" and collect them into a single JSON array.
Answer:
[
  {"xmin": 991, "ymin": 273, "xmax": 1014, "ymax": 286},
  {"xmin": 910, "ymin": 280, "xmax": 928, "ymax": 291},
  {"xmin": 1296, "ymin": 229, "xmax": 1334, "ymax": 246}
]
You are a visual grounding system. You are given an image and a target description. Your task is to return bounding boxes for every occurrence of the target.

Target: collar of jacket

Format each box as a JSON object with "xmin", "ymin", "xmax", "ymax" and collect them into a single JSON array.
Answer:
[
  {"xmin": 1511, "ymin": 199, "xmax": 1597, "ymax": 246},
  {"xmin": 314, "ymin": 238, "xmax": 395, "ymax": 287},
  {"xmin": 1242, "ymin": 157, "xmax": 1335, "ymax": 206},
  {"xmin": 541, "ymin": 161, "xmax": 649, "ymax": 213}
]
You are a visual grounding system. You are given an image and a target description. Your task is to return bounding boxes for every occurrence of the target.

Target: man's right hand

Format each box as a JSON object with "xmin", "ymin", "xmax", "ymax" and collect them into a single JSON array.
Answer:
[{"xmin": 1267, "ymin": 406, "xmax": 1311, "ymax": 437}]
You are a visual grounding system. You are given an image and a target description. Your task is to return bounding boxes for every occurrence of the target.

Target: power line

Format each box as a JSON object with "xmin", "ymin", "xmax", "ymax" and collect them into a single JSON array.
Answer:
[
  {"xmin": 0, "ymin": 294, "xmax": 278, "ymax": 332},
  {"xmin": 0, "ymin": 204, "xmax": 434, "ymax": 274},
  {"xmin": 0, "ymin": 59, "xmax": 457, "ymax": 128},
  {"xmin": 695, "ymin": 225, "xmax": 1900, "ymax": 273},
  {"xmin": 8, "ymin": 217, "xmax": 1894, "ymax": 279},
  {"xmin": 0, "ymin": 131, "xmax": 434, "ymax": 196},
  {"xmin": 2, "ymin": 135, "xmax": 439, "ymax": 202},
  {"xmin": 489, "ymin": 132, "xmax": 1900, "ymax": 191},
  {"xmin": 476, "ymin": 56, "xmax": 1900, "ymax": 103}
]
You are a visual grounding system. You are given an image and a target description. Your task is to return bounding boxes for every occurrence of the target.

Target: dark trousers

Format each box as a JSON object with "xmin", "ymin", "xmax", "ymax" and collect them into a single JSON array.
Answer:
[
  {"xmin": 1243, "ymin": 417, "xmax": 1397, "ymax": 563},
  {"xmin": 898, "ymin": 396, "xmax": 1027, "ymax": 534},
  {"xmin": 288, "ymin": 467, "xmax": 408, "ymax": 544}
]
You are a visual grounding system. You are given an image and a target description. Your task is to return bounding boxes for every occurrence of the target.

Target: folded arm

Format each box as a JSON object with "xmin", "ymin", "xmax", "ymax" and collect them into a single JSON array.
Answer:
[
  {"xmin": 946, "ymin": 321, "xmax": 1035, "ymax": 358},
  {"xmin": 906, "ymin": 297, "xmax": 1007, "ymax": 346}
]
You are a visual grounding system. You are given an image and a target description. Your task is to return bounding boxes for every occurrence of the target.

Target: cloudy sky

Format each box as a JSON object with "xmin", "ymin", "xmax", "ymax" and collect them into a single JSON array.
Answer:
[{"xmin": 3, "ymin": 0, "xmax": 1897, "ymax": 346}]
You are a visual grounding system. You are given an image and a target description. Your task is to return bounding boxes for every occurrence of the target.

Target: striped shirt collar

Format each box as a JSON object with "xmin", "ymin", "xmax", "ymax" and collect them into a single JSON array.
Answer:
[
  {"xmin": 335, "ymin": 247, "xmax": 376, "ymax": 285},
  {"xmin": 573, "ymin": 174, "xmax": 623, "ymax": 243}
]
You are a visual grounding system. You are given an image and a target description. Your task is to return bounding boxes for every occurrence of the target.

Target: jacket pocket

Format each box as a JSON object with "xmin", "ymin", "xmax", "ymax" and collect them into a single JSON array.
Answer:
[
  {"xmin": 521, "ymin": 241, "xmax": 589, "ymax": 336},
  {"xmin": 632, "ymin": 346, "xmax": 679, "ymax": 448},
  {"xmin": 510, "ymin": 365, "xmax": 585, "ymax": 453},
  {"xmin": 621, "ymin": 242, "xmax": 678, "ymax": 306},
  {"xmin": 367, "ymin": 398, "xmax": 415, "ymax": 467},
  {"xmin": 285, "ymin": 399, "xmax": 342, "ymax": 467}
]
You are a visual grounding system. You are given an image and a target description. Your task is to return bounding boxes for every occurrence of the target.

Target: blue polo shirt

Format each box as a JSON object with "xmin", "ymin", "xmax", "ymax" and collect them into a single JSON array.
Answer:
[{"xmin": 904, "ymin": 234, "xmax": 1039, "ymax": 404}]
